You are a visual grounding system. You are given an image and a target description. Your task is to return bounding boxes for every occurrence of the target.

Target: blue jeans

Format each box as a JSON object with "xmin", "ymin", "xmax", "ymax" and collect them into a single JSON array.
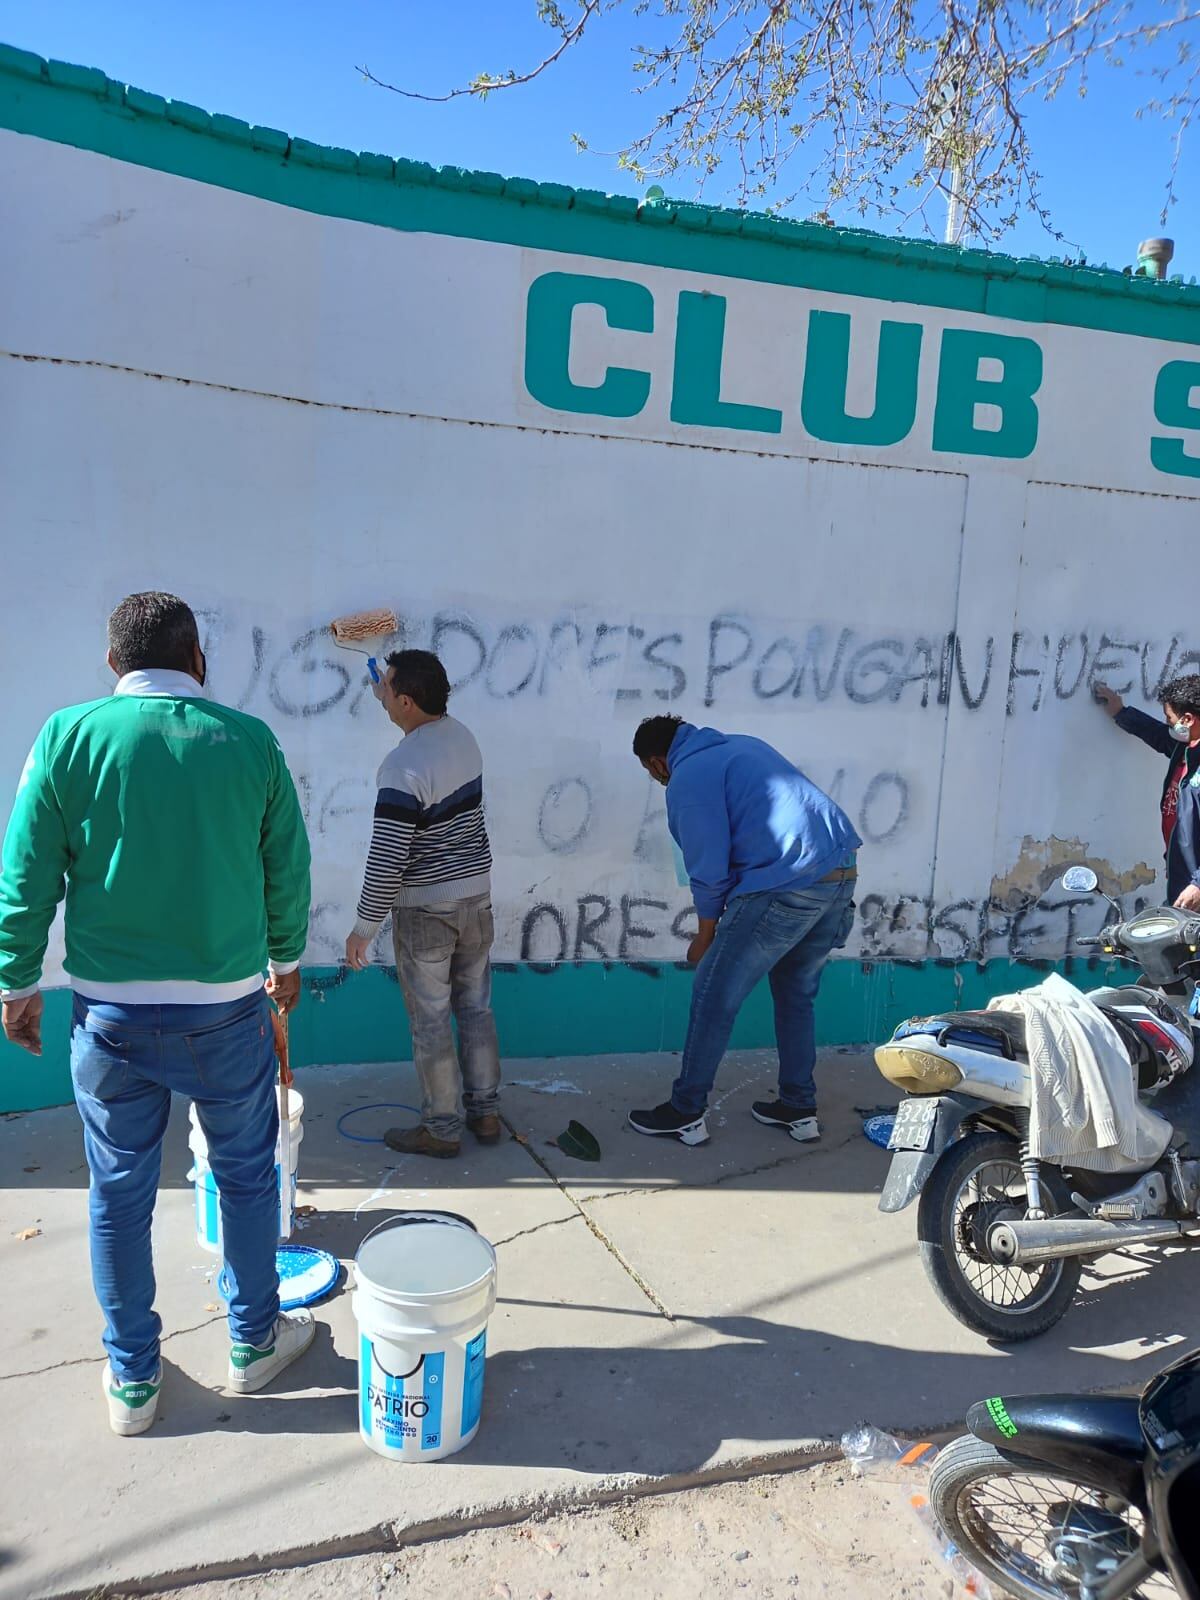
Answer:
[
  {"xmin": 70, "ymin": 990, "xmax": 281, "ymax": 1381},
  {"xmin": 671, "ymin": 879, "xmax": 856, "ymax": 1119}
]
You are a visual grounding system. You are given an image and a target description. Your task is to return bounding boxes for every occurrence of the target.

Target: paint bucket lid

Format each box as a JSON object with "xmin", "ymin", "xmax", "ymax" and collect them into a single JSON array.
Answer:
[
  {"xmin": 356, "ymin": 1215, "xmax": 494, "ymax": 1301},
  {"xmin": 218, "ymin": 1245, "xmax": 340, "ymax": 1311},
  {"xmin": 863, "ymin": 1113, "xmax": 896, "ymax": 1149}
]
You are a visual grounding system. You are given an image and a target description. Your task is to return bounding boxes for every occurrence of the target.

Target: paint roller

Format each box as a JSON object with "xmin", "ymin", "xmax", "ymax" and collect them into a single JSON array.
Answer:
[{"xmin": 329, "ymin": 607, "xmax": 399, "ymax": 688}]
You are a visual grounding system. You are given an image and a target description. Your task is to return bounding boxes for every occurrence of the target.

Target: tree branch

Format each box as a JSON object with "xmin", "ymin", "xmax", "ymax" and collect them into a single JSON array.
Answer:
[
  {"xmin": 358, "ymin": 0, "xmax": 606, "ymax": 103},
  {"xmin": 364, "ymin": 0, "xmax": 1200, "ymax": 243}
]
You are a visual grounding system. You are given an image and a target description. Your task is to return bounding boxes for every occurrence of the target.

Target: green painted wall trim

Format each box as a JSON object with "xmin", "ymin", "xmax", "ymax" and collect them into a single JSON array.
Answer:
[
  {"xmin": 0, "ymin": 957, "xmax": 1090, "ymax": 1113},
  {"xmin": 3, "ymin": 41, "xmax": 1200, "ymax": 346}
]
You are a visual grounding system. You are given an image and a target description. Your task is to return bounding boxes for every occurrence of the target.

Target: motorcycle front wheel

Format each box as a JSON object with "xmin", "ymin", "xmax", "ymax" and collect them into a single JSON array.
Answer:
[
  {"xmin": 930, "ymin": 1434, "xmax": 1177, "ymax": 1599},
  {"xmin": 917, "ymin": 1131, "xmax": 1081, "ymax": 1341}
]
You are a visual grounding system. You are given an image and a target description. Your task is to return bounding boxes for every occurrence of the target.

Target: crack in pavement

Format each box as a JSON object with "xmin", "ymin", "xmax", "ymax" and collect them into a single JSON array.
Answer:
[
  {"xmin": 493, "ymin": 1122, "xmax": 866, "ymax": 1315},
  {"xmin": 491, "ymin": 1211, "xmax": 580, "ymax": 1249},
  {"xmin": 0, "ymin": 1313, "xmax": 226, "ymax": 1384},
  {"xmin": 501, "ymin": 1116, "xmax": 675, "ymax": 1322}
]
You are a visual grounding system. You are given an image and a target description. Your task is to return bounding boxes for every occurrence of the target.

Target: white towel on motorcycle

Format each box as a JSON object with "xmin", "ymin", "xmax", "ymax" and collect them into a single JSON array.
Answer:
[{"xmin": 986, "ymin": 973, "xmax": 1173, "ymax": 1173}]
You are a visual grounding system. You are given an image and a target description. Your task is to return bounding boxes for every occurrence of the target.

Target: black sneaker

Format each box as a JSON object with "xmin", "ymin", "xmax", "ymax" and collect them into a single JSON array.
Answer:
[
  {"xmin": 628, "ymin": 1101, "xmax": 710, "ymax": 1146},
  {"xmin": 751, "ymin": 1100, "xmax": 820, "ymax": 1143}
]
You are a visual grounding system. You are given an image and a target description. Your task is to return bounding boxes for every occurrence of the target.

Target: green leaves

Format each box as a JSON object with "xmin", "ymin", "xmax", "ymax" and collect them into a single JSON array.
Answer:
[
  {"xmin": 372, "ymin": 0, "xmax": 1200, "ymax": 243},
  {"xmin": 556, "ymin": 1120, "xmax": 602, "ymax": 1161}
]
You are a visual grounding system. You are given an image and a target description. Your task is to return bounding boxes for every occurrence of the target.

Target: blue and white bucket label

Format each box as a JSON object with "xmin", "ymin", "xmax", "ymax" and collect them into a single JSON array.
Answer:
[
  {"xmin": 196, "ymin": 1167, "xmax": 222, "ymax": 1251},
  {"xmin": 462, "ymin": 1329, "xmax": 486, "ymax": 1436},
  {"xmin": 360, "ymin": 1338, "xmax": 448, "ymax": 1454},
  {"xmin": 193, "ymin": 1160, "xmax": 295, "ymax": 1254}
]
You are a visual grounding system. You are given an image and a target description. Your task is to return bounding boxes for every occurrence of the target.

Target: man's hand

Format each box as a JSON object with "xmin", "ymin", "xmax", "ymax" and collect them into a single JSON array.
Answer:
[
  {"xmin": 686, "ymin": 919, "xmax": 719, "ymax": 967},
  {"xmin": 265, "ymin": 969, "xmax": 301, "ymax": 1016},
  {"xmin": 2, "ymin": 992, "xmax": 43, "ymax": 1056},
  {"xmin": 1175, "ymin": 884, "xmax": 1200, "ymax": 913},
  {"xmin": 345, "ymin": 932, "xmax": 372, "ymax": 972},
  {"xmin": 1094, "ymin": 683, "xmax": 1124, "ymax": 718}
]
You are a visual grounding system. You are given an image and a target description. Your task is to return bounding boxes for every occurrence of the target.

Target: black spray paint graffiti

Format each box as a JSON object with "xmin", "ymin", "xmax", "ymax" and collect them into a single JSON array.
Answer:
[
  {"xmin": 211, "ymin": 615, "xmax": 1200, "ymax": 723},
  {"xmin": 537, "ymin": 778, "xmax": 594, "ymax": 855},
  {"xmin": 519, "ymin": 895, "xmax": 698, "ymax": 975},
  {"xmin": 297, "ymin": 886, "xmax": 1144, "ymax": 983},
  {"xmin": 294, "ymin": 774, "xmax": 372, "ymax": 835},
  {"xmin": 851, "ymin": 889, "xmax": 1153, "ymax": 967},
  {"xmin": 513, "ymin": 889, "xmax": 1147, "ymax": 973},
  {"xmin": 538, "ymin": 764, "xmax": 910, "ymax": 860}
]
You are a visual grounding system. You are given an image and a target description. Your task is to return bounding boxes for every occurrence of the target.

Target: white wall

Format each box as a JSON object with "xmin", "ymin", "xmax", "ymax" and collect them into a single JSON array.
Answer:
[{"xmin": 2, "ymin": 128, "xmax": 1197, "ymax": 981}]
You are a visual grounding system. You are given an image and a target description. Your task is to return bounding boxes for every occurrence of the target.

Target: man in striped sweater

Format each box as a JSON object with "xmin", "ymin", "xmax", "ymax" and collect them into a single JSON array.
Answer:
[{"xmin": 345, "ymin": 650, "xmax": 500, "ymax": 1158}]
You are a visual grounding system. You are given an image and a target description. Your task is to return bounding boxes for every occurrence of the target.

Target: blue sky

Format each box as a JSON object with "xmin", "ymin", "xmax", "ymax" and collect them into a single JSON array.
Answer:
[{"xmin": 2, "ymin": 0, "xmax": 1193, "ymax": 272}]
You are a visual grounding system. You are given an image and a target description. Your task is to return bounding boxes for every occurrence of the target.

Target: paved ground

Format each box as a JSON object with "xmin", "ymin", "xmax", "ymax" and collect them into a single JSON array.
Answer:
[
  {"xmin": 2, "ymin": 1048, "xmax": 1193, "ymax": 1600},
  {"xmin": 145, "ymin": 1462, "xmax": 952, "ymax": 1600}
]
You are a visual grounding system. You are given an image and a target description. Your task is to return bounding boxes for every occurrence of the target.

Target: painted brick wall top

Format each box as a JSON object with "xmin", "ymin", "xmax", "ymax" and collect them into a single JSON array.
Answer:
[{"xmin": 2, "ymin": 39, "xmax": 1199, "ymax": 344}]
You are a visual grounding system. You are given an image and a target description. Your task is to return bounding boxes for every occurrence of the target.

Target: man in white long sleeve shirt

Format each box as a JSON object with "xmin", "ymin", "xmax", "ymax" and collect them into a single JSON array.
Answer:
[{"xmin": 345, "ymin": 650, "xmax": 500, "ymax": 1158}]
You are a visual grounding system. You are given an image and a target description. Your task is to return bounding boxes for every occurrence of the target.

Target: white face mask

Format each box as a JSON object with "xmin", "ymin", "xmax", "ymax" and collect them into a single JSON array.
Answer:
[{"xmin": 1169, "ymin": 718, "xmax": 1194, "ymax": 743}]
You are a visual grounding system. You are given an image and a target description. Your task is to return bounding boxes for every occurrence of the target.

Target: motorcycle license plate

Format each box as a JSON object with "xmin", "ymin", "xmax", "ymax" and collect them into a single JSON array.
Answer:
[{"xmin": 888, "ymin": 1098, "xmax": 940, "ymax": 1152}]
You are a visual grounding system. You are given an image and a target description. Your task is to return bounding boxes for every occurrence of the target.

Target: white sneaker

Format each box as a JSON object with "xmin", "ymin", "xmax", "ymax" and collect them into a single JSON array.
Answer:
[
  {"xmin": 787, "ymin": 1117, "xmax": 821, "ymax": 1143},
  {"xmin": 227, "ymin": 1309, "xmax": 316, "ymax": 1394},
  {"xmin": 103, "ymin": 1363, "xmax": 161, "ymax": 1436}
]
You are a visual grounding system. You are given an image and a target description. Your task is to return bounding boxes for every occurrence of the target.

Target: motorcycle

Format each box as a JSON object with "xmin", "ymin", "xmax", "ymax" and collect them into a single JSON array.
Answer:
[
  {"xmin": 931, "ymin": 1343, "xmax": 1200, "ymax": 1599},
  {"xmin": 874, "ymin": 867, "xmax": 1200, "ymax": 1340}
]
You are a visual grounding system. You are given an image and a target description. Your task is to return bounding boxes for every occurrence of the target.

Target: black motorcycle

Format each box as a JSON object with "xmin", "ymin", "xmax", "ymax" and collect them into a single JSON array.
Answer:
[{"xmin": 932, "ymin": 1345, "xmax": 1200, "ymax": 1599}]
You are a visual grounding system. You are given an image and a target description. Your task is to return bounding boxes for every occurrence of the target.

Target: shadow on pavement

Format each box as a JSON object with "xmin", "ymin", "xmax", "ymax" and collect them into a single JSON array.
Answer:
[
  {"xmin": 0, "ymin": 1049, "xmax": 901, "ymax": 1199},
  {"xmin": 150, "ymin": 1325, "xmax": 359, "ymax": 1439}
]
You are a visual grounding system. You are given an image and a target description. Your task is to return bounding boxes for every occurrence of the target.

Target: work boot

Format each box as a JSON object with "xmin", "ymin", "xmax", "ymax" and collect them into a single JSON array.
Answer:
[
  {"xmin": 228, "ymin": 1309, "xmax": 316, "ymax": 1395},
  {"xmin": 466, "ymin": 1112, "xmax": 503, "ymax": 1145},
  {"xmin": 103, "ymin": 1363, "xmax": 162, "ymax": 1437},
  {"xmin": 384, "ymin": 1124, "xmax": 461, "ymax": 1159},
  {"xmin": 751, "ymin": 1099, "xmax": 820, "ymax": 1143}
]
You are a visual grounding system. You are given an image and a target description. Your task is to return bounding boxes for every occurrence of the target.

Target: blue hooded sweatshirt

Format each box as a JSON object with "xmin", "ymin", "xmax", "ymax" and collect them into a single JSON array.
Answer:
[{"xmin": 666, "ymin": 724, "xmax": 861, "ymax": 920}]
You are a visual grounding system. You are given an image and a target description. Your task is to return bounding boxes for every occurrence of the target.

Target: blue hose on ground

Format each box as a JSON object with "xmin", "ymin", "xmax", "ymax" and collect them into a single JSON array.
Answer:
[{"xmin": 336, "ymin": 1103, "xmax": 422, "ymax": 1143}]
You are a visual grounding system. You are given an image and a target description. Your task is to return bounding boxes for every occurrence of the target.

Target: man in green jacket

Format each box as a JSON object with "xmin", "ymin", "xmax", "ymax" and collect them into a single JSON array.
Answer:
[{"xmin": 0, "ymin": 593, "xmax": 314, "ymax": 1435}]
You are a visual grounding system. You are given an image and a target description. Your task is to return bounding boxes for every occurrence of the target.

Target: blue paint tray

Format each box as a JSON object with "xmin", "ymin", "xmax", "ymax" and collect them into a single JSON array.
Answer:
[
  {"xmin": 218, "ymin": 1244, "xmax": 341, "ymax": 1311},
  {"xmin": 862, "ymin": 1113, "xmax": 896, "ymax": 1149}
]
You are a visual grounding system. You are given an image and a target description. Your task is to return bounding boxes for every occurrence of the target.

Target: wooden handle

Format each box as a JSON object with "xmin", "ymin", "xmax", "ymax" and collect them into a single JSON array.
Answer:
[{"xmin": 271, "ymin": 1006, "xmax": 293, "ymax": 1086}]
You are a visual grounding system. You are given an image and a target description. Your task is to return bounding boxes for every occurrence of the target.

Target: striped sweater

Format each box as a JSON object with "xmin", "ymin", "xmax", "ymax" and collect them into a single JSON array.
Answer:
[{"xmin": 353, "ymin": 716, "xmax": 491, "ymax": 935}]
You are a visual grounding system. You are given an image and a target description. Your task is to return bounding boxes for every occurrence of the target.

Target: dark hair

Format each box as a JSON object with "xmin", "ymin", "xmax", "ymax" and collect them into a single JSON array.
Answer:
[
  {"xmin": 107, "ymin": 592, "xmax": 200, "ymax": 675},
  {"xmin": 1162, "ymin": 674, "xmax": 1200, "ymax": 719},
  {"xmin": 385, "ymin": 649, "xmax": 451, "ymax": 716},
  {"xmin": 633, "ymin": 715, "xmax": 683, "ymax": 761}
]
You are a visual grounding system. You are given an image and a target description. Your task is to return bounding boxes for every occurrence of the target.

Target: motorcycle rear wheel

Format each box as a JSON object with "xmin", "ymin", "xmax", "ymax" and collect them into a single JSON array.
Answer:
[
  {"xmin": 930, "ymin": 1434, "xmax": 1177, "ymax": 1599},
  {"xmin": 917, "ymin": 1131, "xmax": 1081, "ymax": 1341}
]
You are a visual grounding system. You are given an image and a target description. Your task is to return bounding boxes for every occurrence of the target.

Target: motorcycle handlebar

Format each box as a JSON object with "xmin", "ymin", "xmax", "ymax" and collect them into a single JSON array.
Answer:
[{"xmin": 1074, "ymin": 935, "xmax": 1106, "ymax": 948}]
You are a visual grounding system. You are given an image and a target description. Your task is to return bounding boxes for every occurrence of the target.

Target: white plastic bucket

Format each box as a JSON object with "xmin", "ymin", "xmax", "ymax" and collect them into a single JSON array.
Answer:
[
  {"xmin": 352, "ymin": 1212, "xmax": 497, "ymax": 1463},
  {"xmin": 187, "ymin": 1086, "xmax": 304, "ymax": 1255}
]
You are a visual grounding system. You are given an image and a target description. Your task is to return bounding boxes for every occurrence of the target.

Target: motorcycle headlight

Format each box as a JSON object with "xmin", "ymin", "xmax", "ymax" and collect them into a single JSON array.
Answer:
[{"xmin": 874, "ymin": 1044, "xmax": 964, "ymax": 1094}]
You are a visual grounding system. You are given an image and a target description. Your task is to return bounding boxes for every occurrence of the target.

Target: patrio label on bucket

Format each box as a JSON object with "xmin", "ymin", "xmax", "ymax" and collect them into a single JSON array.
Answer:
[
  {"xmin": 360, "ymin": 1339, "xmax": 446, "ymax": 1452},
  {"xmin": 462, "ymin": 1329, "xmax": 486, "ymax": 1435}
]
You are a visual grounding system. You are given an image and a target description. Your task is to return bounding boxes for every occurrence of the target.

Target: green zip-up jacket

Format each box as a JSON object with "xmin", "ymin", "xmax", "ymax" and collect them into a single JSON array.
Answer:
[{"xmin": 0, "ymin": 686, "xmax": 311, "ymax": 995}]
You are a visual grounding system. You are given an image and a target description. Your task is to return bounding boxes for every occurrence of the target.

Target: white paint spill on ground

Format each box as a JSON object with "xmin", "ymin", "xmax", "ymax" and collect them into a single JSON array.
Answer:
[
  {"xmin": 353, "ymin": 1166, "xmax": 401, "ymax": 1220},
  {"xmin": 508, "ymin": 1078, "xmax": 584, "ymax": 1095},
  {"xmin": 709, "ymin": 1076, "xmax": 755, "ymax": 1114}
]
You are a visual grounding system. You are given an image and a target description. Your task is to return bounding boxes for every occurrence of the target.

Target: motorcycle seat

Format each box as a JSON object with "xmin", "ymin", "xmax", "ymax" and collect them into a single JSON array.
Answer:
[
  {"xmin": 901, "ymin": 1009, "xmax": 1027, "ymax": 1059},
  {"xmin": 902, "ymin": 1007, "xmax": 1149, "ymax": 1081}
]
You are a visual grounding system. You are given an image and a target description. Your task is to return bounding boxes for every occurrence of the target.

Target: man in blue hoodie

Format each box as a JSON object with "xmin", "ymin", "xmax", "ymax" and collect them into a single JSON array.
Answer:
[{"xmin": 628, "ymin": 716, "xmax": 861, "ymax": 1146}]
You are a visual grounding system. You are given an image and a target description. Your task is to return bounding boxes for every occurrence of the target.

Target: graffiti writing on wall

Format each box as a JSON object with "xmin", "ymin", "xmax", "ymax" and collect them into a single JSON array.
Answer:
[
  {"xmin": 504, "ymin": 889, "xmax": 1149, "ymax": 974},
  {"xmin": 212, "ymin": 614, "xmax": 1200, "ymax": 723}
]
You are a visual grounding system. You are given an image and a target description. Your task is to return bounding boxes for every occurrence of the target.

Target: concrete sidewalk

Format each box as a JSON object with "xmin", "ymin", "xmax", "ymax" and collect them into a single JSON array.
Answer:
[{"xmin": 2, "ymin": 1049, "xmax": 1193, "ymax": 1600}]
